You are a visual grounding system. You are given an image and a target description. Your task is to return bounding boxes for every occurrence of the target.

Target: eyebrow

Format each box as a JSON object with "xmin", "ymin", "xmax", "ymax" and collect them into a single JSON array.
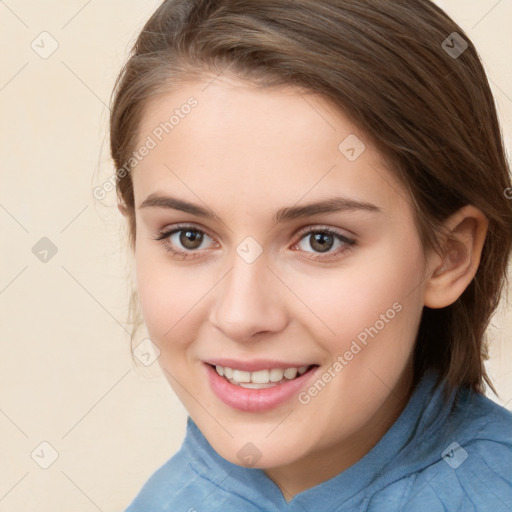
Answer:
[{"xmin": 138, "ymin": 192, "xmax": 382, "ymax": 223}]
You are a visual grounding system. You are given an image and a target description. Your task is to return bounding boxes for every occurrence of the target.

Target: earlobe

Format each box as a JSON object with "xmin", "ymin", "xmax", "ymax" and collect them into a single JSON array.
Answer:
[
  {"xmin": 423, "ymin": 205, "xmax": 488, "ymax": 309},
  {"xmin": 118, "ymin": 202, "xmax": 128, "ymax": 216}
]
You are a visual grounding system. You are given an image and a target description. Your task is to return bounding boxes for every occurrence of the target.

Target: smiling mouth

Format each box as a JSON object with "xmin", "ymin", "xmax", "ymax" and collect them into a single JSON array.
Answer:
[{"xmin": 208, "ymin": 364, "xmax": 318, "ymax": 389}]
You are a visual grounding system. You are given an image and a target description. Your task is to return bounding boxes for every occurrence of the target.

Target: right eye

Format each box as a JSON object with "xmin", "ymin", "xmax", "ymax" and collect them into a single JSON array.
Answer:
[{"xmin": 153, "ymin": 224, "xmax": 217, "ymax": 260}]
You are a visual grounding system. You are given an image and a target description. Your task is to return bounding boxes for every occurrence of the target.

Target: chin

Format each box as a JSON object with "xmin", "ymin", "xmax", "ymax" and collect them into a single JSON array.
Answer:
[{"xmin": 205, "ymin": 426, "xmax": 308, "ymax": 470}]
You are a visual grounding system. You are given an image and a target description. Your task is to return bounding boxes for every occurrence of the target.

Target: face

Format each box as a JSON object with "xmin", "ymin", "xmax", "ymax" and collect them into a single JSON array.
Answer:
[{"xmin": 130, "ymin": 74, "xmax": 431, "ymax": 478}]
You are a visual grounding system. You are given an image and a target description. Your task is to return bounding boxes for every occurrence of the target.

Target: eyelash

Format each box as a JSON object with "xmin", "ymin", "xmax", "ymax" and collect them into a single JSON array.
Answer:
[{"xmin": 152, "ymin": 223, "xmax": 356, "ymax": 262}]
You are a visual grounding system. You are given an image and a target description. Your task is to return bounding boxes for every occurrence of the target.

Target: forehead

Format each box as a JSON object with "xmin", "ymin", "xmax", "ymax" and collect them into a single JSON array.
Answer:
[{"xmin": 132, "ymin": 75, "xmax": 409, "ymax": 217}]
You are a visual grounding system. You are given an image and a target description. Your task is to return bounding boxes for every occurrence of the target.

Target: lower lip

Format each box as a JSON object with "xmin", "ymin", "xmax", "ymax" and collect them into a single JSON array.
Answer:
[{"xmin": 205, "ymin": 363, "xmax": 319, "ymax": 412}]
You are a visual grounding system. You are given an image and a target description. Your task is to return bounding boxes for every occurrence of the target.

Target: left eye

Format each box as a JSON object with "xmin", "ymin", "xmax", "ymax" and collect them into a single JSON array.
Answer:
[{"xmin": 295, "ymin": 228, "xmax": 355, "ymax": 255}]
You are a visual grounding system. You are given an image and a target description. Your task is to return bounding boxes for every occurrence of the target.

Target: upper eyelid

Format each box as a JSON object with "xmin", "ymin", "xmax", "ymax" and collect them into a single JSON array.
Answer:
[{"xmin": 159, "ymin": 223, "xmax": 218, "ymax": 243}]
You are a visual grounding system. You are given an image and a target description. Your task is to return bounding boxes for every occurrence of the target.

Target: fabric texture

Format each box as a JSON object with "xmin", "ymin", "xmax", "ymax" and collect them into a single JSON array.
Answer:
[{"xmin": 125, "ymin": 371, "xmax": 512, "ymax": 511}]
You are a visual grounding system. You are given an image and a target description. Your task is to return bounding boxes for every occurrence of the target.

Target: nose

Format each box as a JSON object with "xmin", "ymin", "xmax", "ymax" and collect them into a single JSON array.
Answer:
[{"xmin": 208, "ymin": 254, "xmax": 288, "ymax": 343}]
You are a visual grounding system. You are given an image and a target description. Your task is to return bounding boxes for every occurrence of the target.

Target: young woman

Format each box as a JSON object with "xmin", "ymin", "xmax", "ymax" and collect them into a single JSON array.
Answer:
[{"xmin": 110, "ymin": 0, "xmax": 512, "ymax": 509}]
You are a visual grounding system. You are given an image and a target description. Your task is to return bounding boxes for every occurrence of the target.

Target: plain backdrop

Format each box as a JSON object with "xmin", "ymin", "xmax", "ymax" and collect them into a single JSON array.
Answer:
[{"xmin": 0, "ymin": 1, "xmax": 511, "ymax": 510}]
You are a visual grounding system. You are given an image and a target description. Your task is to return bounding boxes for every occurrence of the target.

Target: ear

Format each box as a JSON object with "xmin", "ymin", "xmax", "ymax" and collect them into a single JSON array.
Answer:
[
  {"xmin": 423, "ymin": 205, "xmax": 488, "ymax": 309},
  {"xmin": 118, "ymin": 202, "xmax": 128, "ymax": 216}
]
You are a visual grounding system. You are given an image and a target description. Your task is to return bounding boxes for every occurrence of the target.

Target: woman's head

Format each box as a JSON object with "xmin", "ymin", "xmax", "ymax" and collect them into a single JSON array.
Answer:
[{"xmin": 109, "ymin": 0, "xmax": 511, "ymax": 474}]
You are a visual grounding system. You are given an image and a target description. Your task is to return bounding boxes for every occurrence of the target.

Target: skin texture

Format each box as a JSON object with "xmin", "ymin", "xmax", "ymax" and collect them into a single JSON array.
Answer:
[{"xmin": 124, "ymin": 74, "xmax": 488, "ymax": 501}]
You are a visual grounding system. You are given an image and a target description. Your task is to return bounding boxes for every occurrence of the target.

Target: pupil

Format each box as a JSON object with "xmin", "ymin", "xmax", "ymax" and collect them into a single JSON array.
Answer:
[{"xmin": 180, "ymin": 230, "xmax": 203, "ymax": 249}]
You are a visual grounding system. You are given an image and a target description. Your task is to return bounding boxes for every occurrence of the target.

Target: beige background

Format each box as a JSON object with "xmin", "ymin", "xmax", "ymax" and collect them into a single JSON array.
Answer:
[{"xmin": 0, "ymin": 1, "xmax": 510, "ymax": 510}]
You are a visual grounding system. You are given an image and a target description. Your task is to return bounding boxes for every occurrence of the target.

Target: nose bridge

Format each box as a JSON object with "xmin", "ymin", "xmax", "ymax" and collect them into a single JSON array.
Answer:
[{"xmin": 209, "ymin": 246, "xmax": 287, "ymax": 341}]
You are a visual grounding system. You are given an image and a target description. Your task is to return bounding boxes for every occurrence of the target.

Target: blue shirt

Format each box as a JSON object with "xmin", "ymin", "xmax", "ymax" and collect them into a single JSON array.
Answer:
[{"xmin": 125, "ymin": 371, "xmax": 512, "ymax": 511}]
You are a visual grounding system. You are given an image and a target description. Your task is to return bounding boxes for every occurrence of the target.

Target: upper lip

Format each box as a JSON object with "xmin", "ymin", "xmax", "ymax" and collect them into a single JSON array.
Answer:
[{"xmin": 205, "ymin": 358, "xmax": 316, "ymax": 372}]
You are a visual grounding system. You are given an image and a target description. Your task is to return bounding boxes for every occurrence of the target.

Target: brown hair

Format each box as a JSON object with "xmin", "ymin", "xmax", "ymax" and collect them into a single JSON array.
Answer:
[{"xmin": 109, "ymin": 0, "xmax": 512, "ymax": 397}]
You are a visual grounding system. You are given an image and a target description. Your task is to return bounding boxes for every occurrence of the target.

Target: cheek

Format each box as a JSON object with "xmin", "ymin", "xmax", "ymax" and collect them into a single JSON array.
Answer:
[
  {"xmin": 291, "ymin": 236, "xmax": 425, "ymax": 355},
  {"xmin": 134, "ymin": 245, "xmax": 208, "ymax": 344}
]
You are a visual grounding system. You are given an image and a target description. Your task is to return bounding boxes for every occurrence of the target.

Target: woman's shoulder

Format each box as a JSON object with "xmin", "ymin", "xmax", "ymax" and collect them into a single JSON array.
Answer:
[
  {"xmin": 123, "ymin": 446, "xmax": 197, "ymax": 511},
  {"xmin": 370, "ymin": 389, "xmax": 512, "ymax": 511},
  {"xmin": 430, "ymin": 393, "xmax": 512, "ymax": 511},
  {"xmin": 125, "ymin": 439, "xmax": 225, "ymax": 512},
  {"xmin": 123, "ymin": 420, "xmax": 267, "ymax": 512}
]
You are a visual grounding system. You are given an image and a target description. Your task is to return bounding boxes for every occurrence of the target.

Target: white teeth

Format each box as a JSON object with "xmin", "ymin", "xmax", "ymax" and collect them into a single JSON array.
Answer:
[
  {"xmin": 214, "ymin": 364, "xmax": 311, "ymax": 386},
  {"xmin": 251, "ymin": 369, "xmax": 270, "ymax": 384},
  {"xmin": 232, "ymin": 369, "xmax": 251, "ymax": 383},
  {"xmin": 283, "ymin": 367, "xmax": 297, "ymax": 379},
  {"xmin": 269, "ymin": 368, "xmax": 284, "ymax": 382},
  {"xmin": 239, "ymin": 382, "xmax": 276, "ymax": 389}
]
